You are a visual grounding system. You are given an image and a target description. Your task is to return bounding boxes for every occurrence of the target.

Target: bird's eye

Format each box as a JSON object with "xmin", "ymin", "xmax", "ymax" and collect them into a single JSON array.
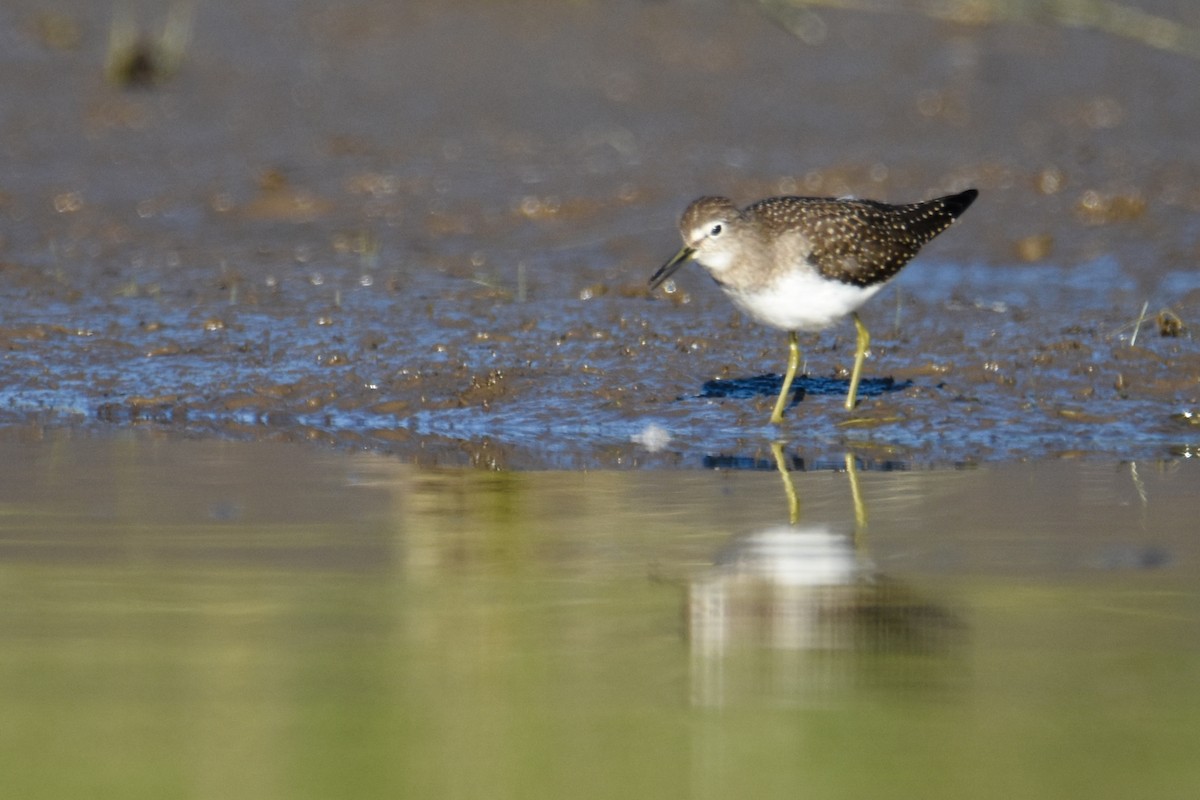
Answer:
[{"xmin": 709, "ymin": 223, "xmax": 723, "ymax": 237}]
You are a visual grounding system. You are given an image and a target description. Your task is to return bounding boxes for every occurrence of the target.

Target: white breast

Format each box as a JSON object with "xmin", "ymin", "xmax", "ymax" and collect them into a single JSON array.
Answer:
[{"xmin": 721, "ymin": 270, "xmax": 885, "ymax": 332}]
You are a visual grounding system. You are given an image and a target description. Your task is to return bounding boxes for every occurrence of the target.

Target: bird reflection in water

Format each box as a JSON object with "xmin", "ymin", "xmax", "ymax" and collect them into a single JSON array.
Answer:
[{"xmin": 688, "ymin": 444, "xmax": 960, "ymax": 706}]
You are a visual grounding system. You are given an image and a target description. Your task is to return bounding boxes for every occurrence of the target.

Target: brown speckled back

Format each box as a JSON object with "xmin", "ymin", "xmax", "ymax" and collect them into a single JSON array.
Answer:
[{"xmin": 747, "ymin": 189, "xmax": 977, "ymax": 287}]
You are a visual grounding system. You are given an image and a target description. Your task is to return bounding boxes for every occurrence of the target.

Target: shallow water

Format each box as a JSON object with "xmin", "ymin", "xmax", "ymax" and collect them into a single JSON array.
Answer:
[{"xmin": 1, "ymin": 432, "xmax": 1197, "ymax": 799}]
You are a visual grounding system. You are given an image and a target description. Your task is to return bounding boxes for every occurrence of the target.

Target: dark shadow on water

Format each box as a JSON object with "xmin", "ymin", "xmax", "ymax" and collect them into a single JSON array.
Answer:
[
  {"xmin": 699, "ymin": 374, "xmax": 911, "ymax": 406},
  {"xmin": 702, "ymin": 452, "xmax": 913, "ymax": 472}
]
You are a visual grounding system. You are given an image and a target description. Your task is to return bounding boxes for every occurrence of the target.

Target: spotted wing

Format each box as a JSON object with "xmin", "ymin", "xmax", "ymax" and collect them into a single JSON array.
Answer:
[{"xmin": 754, "ymin": 190, "xmax": 977, "ymax": 288}]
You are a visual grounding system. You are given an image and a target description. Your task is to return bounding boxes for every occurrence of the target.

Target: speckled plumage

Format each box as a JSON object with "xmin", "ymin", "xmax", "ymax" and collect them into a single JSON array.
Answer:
[
  {"xmin": 649, "ymin": 188, "xmax": 978, "ymax": 421},
  {"xmin": 656, "ymin": 189, "xmax": 977, "ymax": 295}
]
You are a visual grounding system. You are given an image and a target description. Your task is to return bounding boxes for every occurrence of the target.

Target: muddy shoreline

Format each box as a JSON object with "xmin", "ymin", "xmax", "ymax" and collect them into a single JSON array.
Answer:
[{"xmin": 2, "ymin": 1, "xmax": 1199, "ymax": 468}]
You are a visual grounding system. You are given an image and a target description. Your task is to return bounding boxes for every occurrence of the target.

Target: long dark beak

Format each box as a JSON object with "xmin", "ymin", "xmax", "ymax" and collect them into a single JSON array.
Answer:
[{"xmin": 648, "ymin": 245, "xmax": 695, "ymax": 290}]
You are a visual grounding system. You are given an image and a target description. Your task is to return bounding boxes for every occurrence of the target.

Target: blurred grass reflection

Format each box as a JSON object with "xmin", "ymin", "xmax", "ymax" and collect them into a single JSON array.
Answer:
[{"xmin": 0, "ymin": 432, "xmax": 1197, "ymax": 799}]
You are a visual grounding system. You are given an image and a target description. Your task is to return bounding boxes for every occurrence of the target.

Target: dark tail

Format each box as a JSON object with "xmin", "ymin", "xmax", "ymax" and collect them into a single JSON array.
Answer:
[
  {"xmin": 895, "ymin": 188, "xmax": 977, "ymax": 248},
  {"xmin": 939, "ymin": 188, "xmax": 978, "ymax": 220}
]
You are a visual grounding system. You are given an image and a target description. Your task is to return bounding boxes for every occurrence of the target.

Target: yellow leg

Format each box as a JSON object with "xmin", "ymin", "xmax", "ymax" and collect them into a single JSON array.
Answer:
[
  {"xmin": 771, "ymin": 441, "xmax": 800, "ymax": 525},
  {"xmin": 845, "ymin": 312, "xmax": 870, "ymax": 412},
  {"xmin": 770, "ymin": 331, "xmax": 801, "ymax": 424},
  {"xmin": 845, "ymin": 452, "xmax": 867, "ymax": 538}
]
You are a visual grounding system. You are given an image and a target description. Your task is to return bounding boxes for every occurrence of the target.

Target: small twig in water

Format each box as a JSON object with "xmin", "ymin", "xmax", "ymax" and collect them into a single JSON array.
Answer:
[{"xmin": 1129, "ymin": 299, "xmax": 1150, "ymax": 347}]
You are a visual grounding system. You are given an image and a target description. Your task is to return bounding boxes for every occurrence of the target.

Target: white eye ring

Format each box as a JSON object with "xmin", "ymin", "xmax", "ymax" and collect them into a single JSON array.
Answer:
[{"xmin": 709, "ymin": 223, "xmax": 723, "ymax": 237}]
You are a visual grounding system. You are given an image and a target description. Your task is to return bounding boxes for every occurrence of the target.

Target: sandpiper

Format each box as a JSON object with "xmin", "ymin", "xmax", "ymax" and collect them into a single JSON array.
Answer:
[{"xmin": 649, "ymin": 188, "xmax": 978, "ymax": 423}]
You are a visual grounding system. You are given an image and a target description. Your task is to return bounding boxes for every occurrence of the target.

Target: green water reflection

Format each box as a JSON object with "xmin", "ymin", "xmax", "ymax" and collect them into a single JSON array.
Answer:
[{"xmin": 0, "ymin": 432, "xmax": 1197, "ymax": 799}]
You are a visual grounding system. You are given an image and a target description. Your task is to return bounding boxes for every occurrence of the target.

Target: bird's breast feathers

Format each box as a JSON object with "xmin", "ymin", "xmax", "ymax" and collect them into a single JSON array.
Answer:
[{"xmin": 722, "ymin": 269, "xmax": 885, "ymax": 331}]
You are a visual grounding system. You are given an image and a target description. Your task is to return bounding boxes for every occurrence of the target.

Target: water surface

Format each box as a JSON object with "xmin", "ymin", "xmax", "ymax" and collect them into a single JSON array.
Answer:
[{"xmin": 1, "ymin": 432, "xmax": 1196, "ymax": 799}]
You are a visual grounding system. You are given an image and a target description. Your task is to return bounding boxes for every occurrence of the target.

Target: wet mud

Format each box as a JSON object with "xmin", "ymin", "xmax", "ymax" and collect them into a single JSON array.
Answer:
[{"xmin": 2, "ymin": 0, "xmax": 1200, "ymax": 468}]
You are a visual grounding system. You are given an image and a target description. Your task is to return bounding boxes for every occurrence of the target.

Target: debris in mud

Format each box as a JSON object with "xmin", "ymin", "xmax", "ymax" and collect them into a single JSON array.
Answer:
[
  {"xmin": 1034, "ymin": 167, "xmax": 1066, "ymax": 195},
  {"xmin": 1157, "ymin": 310, "xmax": 1185, "ymax": 337},
  {"xmin": 1170, "ymin": 410, "xmax": 1200, "ymax": 427},
  {"xmin": 105, "ymin": 2, "xmax": 193, "ymax": 87},
  {"xmin": 1015, "ymin": 233, "xmax": 1053, "ymax": 262},
  {"xmin": 32, "ymin": 12, "xmax": 82, "ymax": 51},
  {"xmin": 96, "ymin": 397, "xmax": 181, "ymax": 424},
  {"xmin": 1075, "ymin": 190, "xmax": 1146, "ymax": 225},
  {"xmin": 455, "ymin": 369, "xmax": 509, "ymax": 410},
  {"xmin": 1056, "ymin": 407, "xmax": 1117, "ymax": 425},
  {"xmin": 240, "ymin": 169, "xmax": 333, "ymax": 223}
]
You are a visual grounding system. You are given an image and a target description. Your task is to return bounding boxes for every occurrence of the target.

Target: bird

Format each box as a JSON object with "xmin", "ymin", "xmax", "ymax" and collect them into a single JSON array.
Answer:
[{"xmin": 649, "ymin": 188, "xmax": 978, "ymax": 423}]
